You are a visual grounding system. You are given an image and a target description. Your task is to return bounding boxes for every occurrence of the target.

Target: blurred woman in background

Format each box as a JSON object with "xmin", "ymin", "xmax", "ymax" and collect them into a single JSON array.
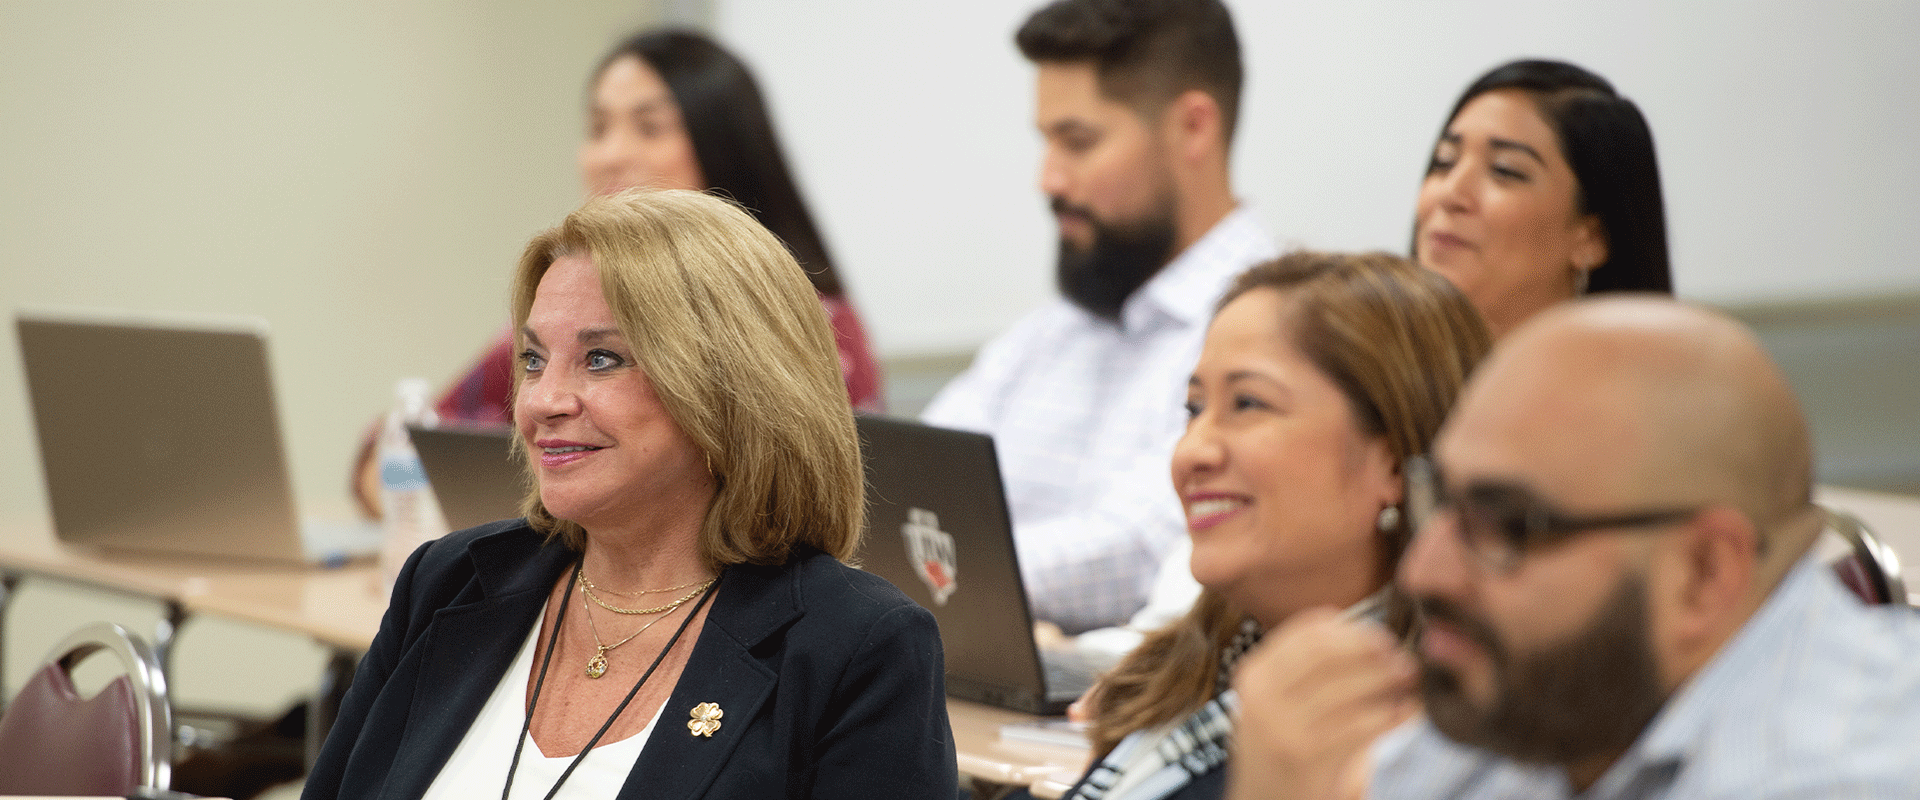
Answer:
[{"xmin": 356, "ymin": 29, "xmax": 880, "ymax": 514}]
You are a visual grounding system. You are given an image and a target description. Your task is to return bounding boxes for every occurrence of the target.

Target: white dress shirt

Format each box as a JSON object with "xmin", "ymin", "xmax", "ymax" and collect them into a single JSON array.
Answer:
[
  {"xmin": 923, "ymin": 206, "xmax": 1277, "ymax": 632},
  {"xmin": 1072, "ymin": 537, "xmax": 1204, "ymax": 669}
]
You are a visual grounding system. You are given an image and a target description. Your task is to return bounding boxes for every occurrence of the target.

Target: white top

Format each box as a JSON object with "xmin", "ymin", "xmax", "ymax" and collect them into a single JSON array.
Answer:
[
  {"xmin": 923, "ymin": 206, "xmax": 1277, "ymax": 633},
  {"xmin": 422, "ymin": 599, "xmax": 665, "ymax": 800}
]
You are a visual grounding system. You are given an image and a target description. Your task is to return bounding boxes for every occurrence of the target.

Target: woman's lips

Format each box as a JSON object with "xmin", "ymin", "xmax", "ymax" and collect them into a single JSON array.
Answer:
[
  {"xmin": 1423, "ymin": 229, "xmax": 1475, "ymax": 256},
  {"xmin": 1184, "ymin": 495, "xmax": 1249, "ymax": 531},
  {"xmin": 535, "ymin": 440, "xmax": 603, "ymax": 468}
]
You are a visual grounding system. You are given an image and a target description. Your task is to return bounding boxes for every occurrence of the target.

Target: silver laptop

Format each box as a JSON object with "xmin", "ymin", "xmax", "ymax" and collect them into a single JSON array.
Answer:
[
  {"xmin": 408, "ymin": 423, "xmax": 524, "ymax": 531},
  {"xmin": 856, "ymin": 416, "xmax": 1095, "ymax": 715},
  {"xmin": 16, "ymin": 308, "xmax": 379, "ymax": 565}
]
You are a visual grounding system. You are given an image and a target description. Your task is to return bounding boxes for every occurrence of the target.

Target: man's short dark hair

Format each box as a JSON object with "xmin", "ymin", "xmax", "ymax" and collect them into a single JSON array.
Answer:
[{"xmin": 1016, "ymin": 0, "xmax": 1244, "ymax": 141}]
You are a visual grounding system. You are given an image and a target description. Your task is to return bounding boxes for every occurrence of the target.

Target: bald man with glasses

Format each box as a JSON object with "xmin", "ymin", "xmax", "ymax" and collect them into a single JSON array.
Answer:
[{"xmin": 1224, "ymin": 297, "xmax": 1920, "ymax": 800}]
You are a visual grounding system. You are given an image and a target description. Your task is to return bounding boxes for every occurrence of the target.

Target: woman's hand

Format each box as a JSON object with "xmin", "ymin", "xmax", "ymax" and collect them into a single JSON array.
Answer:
[{"xmin": 1227, "ymin": 607, "xmax": 1419, "ymax": 800}]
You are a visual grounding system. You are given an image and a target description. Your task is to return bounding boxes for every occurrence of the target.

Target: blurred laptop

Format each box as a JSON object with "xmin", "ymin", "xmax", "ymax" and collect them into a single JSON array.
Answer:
[
  {"xmin": 408, "ymin": 423, "xmax": 524, "ymax": 531},
  {"xmin": 16, "ymin": 308, "xmax": 378, "ymax": 565},
  {"xmin": 855, "ymin": 415, "xmax": 1095, "ymax": 716}
]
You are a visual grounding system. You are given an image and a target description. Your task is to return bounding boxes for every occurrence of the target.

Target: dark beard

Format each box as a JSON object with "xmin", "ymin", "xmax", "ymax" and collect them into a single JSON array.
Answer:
[
  {"xmin": 1415, "ymin": 572, "xmax": 1668, "ymax": 768},
  {"xmin": 1052, "ymin": 197, "xmax": 1177, "ymax": 323}
]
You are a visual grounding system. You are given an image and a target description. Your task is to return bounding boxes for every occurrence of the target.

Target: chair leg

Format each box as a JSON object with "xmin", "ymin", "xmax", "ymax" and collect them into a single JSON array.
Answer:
[
  {"xmin": 0, "ymin": 572, "xmax": 18, "ymax": 715},
  {"xmin": 307, "ymin": 649, "xmax": 359, "ymax": 768}
]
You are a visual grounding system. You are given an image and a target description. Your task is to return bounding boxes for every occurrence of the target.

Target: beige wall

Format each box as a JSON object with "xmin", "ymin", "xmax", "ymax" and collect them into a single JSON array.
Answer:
[{"xmin": 2, "ymin": 1, "xmax": 665, "ymax": 522}]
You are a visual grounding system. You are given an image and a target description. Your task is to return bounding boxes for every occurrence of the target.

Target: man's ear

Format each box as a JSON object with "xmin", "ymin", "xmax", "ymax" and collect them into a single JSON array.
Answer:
[
  {"xmin": 1163, "ymin": 88, "xmax": 1223, "ymax": 164},
  {"xmin": 1661, "ymin": 505, "xmax": 1758, "ymax": 644}
]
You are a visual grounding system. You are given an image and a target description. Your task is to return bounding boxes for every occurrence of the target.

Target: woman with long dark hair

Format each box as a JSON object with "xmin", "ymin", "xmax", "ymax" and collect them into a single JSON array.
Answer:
[
  {"xmin": 355, "ymin": 30, "xmax": 881, "ymax": 515},
  {"xmin": 1412, "ymin": 58, "xmax": 1671, "ymax": 337},
  {"xmin": 448, "ymin": 29, "xmax": 882, "ymax": 419}
]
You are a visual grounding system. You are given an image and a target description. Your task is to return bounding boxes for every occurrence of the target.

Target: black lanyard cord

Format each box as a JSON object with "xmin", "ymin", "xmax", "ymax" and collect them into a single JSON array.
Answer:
[{"xmin": 501, "ymin": 564, "xmax": 723, "ymax": 800}]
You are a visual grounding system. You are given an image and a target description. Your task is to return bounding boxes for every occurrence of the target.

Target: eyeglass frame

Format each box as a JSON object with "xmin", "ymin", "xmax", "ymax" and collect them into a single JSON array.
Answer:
[{"xmin": 1403, "ymin": 455, "xmax": 1703, "ymax": 574}]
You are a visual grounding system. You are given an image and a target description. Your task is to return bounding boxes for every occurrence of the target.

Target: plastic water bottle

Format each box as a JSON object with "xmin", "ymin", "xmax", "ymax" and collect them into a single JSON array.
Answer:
[{"xmin": 378, "ymin": 378, "xmax": 447, "ymax": 591}]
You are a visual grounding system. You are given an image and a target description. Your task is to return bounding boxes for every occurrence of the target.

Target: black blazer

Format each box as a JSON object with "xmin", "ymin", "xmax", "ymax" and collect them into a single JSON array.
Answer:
[{"xmin": 302, "ymin": 520, "xmax": 958, "ymax": 799}]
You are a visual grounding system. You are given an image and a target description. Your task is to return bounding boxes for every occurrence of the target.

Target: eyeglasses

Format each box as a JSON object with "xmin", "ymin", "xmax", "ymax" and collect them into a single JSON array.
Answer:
[{"xmin": 1403, "ymin": 455, "xmax": 1702, "ymax": 574}]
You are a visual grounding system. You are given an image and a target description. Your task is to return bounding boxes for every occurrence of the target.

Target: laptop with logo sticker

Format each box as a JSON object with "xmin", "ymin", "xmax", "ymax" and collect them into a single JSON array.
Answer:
[
  {"xmin": 855, "ymin": 415, "xmax": 1094, "ymax": 715},
  {"xmin": 16, "ymin": 308, "xmax": 379, "ymax": 565}
]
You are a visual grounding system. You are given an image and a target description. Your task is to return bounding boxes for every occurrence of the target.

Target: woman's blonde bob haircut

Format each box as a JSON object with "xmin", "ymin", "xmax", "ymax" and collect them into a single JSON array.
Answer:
[{"xmin": 510, "ymin": 189, "xmax": 864, "ymax": 567}]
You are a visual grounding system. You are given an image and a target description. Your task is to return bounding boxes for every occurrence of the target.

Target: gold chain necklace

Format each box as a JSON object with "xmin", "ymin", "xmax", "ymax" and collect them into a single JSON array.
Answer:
[
  {"xmin": 577, "ymin": 570, "xmax": 711, "ymax": 598},
  {"xmin": 578, "ymin": 580, "xmax": 712, "ymax": 679},
  {"xmin": 578, "ymin": 571, "xmax": 716, "ymax": 615},
  {"xmin": 503, "ymin": 566, "xmax": 720, "ymax": 800}
]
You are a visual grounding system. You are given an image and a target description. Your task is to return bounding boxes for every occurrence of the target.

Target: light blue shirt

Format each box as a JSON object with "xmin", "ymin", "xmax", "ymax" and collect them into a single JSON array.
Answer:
[{"xmin": 1371, "ymin": 553, "xmax": 1920, "ymax": 799}]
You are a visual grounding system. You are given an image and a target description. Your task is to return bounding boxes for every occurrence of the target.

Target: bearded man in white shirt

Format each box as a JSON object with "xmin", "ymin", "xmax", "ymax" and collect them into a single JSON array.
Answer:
[{"xmin": 923, "ymin": 0, "xmax": 1276, "ymax": 634}]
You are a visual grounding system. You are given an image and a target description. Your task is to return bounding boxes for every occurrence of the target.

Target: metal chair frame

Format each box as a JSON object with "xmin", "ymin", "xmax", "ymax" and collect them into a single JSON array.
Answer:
[
  {"xmin": 15, "ymin": 621, "xmax": 176, "ymax": 790},
  {"xmin": 1825, "ymin": 506, "xmax": 1908, "ymax": 605}
]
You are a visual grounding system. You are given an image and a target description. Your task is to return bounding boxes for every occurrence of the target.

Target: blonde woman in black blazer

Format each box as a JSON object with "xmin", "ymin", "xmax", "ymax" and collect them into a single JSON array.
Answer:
[{"xmin": 304, "ymin": 191, "xmax": 954, "ymax": 799}]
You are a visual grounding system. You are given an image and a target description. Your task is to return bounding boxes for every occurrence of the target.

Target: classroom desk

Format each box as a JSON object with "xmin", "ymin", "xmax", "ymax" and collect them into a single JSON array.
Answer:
[
  {"xmin": 0, "ymin": 517, "xmax": 385, "ymax": 765},
  {"xmin": 948, "ymin": 697, "xmax": 1090, "ymax": 799},
  {"xmin": 0, "ymin": 517, "xmax": 1089, "ymax": 794},
  {"xmin": 0, "ymin": 519, "xmax": 387, "ymax": 651}
]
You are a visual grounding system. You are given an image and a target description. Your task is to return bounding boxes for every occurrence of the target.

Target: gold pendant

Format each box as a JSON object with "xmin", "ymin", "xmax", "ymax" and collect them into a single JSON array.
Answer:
[{"xmin": 586, "ymin": 650, "xmax": 608, "ymax": 679}]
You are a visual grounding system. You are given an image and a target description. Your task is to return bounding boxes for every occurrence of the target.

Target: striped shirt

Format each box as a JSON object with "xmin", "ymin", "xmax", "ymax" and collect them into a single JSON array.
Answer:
[{"xmin": 922, "ymin": 207, "xmax": 1276, "ymax": 632}]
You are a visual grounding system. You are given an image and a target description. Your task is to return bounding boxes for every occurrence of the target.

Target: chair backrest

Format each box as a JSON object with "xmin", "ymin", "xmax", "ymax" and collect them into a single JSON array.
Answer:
[
  {"xmin": 0, "ymin": 621, "xmax": 173, "ymax": 794},
  {"xmin": 1825, "ymin": 506, "xmax": 1909, "ymax": 606}
]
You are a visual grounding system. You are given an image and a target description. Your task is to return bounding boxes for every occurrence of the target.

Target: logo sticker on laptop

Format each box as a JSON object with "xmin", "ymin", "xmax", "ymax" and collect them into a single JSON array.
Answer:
[{"xmin": 903, "ymin": 507, "xmax": 957, "ymax": 606}]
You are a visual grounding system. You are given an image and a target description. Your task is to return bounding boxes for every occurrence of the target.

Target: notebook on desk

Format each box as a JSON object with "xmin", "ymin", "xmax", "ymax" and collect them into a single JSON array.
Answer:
[
  {"xmin": 15, "ymin": 308, "xmax": 379, "ymax": 565},
  {"xmin": 408, "ymin": 423, "xmax": 524, "ymax": 531},
  {"xmin": 855, "ymin": 415, "xmax": 1096, "ymax": 716}
]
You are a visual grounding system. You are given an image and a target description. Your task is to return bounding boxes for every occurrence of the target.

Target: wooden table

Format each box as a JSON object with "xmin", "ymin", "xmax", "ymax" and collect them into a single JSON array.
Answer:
[
  {"xmin": 947, "ymin": 698, "xmax": 1089, "ymax": 798},
  {"xmin": 0, "ymin": 516, "xmax": 386, "ymax": 763}
]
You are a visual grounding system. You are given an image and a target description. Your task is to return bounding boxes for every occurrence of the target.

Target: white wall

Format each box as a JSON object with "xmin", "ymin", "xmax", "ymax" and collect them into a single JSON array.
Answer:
[
  {"xmin": 1, "ymin": 1, "xmax": 660, "ymax": 524},
  {"xmin": 716, "ymin": 0, "xmax": 1920, "ymax": 357}
]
